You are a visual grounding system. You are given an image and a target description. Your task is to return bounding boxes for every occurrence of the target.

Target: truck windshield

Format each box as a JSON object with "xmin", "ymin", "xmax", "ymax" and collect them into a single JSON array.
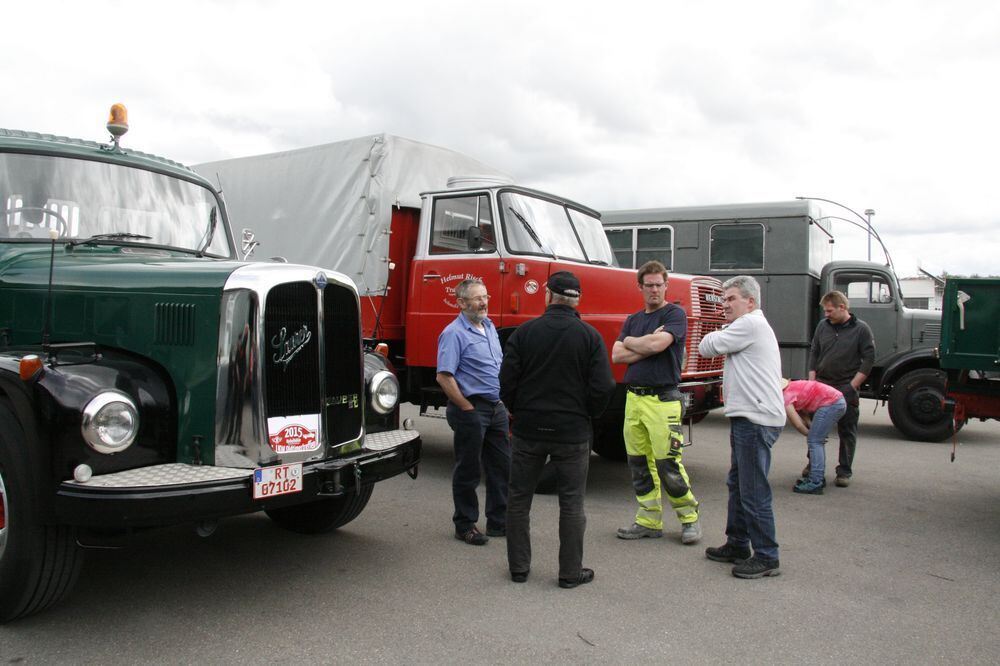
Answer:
[
  {"xmin": 500, "ymin": 191, "xmax": 614, "ymax": 265},
  {"xmin": 0, "ymin": 153, "xmax": 232, "ymax": 257}
]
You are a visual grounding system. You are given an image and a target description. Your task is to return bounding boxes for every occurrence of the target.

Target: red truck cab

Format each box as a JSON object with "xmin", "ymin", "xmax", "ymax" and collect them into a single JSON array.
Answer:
[{"xmin": 364, "ymin": 180, "xmax": 724, "ymax": 457}]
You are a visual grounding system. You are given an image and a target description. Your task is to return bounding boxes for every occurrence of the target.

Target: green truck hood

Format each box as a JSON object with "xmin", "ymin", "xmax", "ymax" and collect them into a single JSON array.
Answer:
[{"xmin": 0, "ymin": 243, "xmax": 245, "ymax": 461}]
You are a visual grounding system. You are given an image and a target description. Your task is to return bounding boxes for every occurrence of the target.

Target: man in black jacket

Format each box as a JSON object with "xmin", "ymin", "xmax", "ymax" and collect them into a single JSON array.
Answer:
[
  {"xmin": 809, "ymin": 290, "xmax": 876, "ymax": 487},
  {"xmin": 500, "ymin": 271, "xmax": 616, "ymax": 589}
]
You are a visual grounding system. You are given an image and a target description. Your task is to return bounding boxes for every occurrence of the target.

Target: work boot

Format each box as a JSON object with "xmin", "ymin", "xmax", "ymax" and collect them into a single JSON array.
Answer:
[
  {"xmin": 680, "ymin": 520, "xmax": 702, "ymax": 545},
  {"xmin": 793, "ymin": 478, "xmax": 824, "ymax": 495},
  {"xmin": 835, "ymin": 476, "xmax": 850, "ymax": 487},
  {"xmin": 455, "ymin": 527, "xmax": 489, "ymax": 546},
  {"xmin": 616, "ymin": 523, "xmax": 663, "ymax": 540},
  {"xmin": 705, "ymin": 543, "xmax": 751, "ymax": 564},
  {"xmin": 558, "ymin": 568, "xmax": 595, "ymax": 589},
  {"xmin": 732, "ymin": 556, "xmax": 781, "ymax": 579}
]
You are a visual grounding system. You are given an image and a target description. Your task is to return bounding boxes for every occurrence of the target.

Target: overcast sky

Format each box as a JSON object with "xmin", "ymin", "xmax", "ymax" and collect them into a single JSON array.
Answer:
[{"xmin": 5, "ymin": 0, "xmax": 998, "ymax": 278}]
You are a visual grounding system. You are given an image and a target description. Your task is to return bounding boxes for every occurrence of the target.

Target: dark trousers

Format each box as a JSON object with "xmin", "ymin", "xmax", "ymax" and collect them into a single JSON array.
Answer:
[
  {"xmin": 446, "ymin": 399, "xmax": 510, "ymax": 533},
  {"xmin": 836, "ymin": 401, "xmax": 860, "ymax": 478},
  {"xmin": 725, "ymin": 417, "xmax": 782, "ymax": 562},
  {"xmin": 506, "ymin": 435, "xmax": 590, "ymax": 580}
]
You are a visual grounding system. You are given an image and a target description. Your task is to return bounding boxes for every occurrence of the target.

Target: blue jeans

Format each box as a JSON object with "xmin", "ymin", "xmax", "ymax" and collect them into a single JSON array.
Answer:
[
  {"xmin": 806, "ymin": 397, "xmax": 847, "ymax": 483},
  {"xmin": 446, "ymin": 398, "xmax": 511, "ymax": 533},
  {"xmin": 725, "ymin": 417, "xmax": 782, "ymax": 561}
]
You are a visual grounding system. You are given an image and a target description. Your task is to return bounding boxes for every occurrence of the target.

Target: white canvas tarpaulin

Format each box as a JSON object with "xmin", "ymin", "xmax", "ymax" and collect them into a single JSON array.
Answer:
[{"xmin": 194, "ymin": 133, "xmax": 510, "ymax": 295}]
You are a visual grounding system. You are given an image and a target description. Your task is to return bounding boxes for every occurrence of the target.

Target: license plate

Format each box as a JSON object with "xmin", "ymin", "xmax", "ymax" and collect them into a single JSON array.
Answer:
[{"xmin": 253, "ymin": 463, "xmax": 303, "ymax": 500}]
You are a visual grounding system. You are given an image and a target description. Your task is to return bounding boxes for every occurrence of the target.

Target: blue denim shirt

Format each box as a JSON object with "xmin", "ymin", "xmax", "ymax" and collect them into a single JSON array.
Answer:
[{"xmin": 437, "ymin": 313, "xmax": 503, "ymax": 401}]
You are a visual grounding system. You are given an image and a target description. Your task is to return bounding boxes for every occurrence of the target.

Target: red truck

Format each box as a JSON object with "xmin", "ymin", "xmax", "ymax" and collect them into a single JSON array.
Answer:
[{"xmin": 196, "ymin": 134, "xmax": 725, "ymax": 457}]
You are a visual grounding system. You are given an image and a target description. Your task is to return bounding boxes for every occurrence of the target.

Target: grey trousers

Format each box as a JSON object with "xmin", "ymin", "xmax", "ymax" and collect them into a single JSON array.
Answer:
[{"xmin": 506, "ymin": 435, "xmax": 590, "ymax": 580}]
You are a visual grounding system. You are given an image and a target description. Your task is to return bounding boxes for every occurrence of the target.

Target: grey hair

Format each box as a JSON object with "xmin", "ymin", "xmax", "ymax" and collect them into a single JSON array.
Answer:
[
  {"xmin": 722, "ymin": 275, "xmax": 761, "ymax": 305},
  {"xmin": 455, "ymin": 278, "xmax": 486, "ymax": 300},
  {"xmin": 549, "ymin": 292, "xmax": 580, "ymax": 307}
]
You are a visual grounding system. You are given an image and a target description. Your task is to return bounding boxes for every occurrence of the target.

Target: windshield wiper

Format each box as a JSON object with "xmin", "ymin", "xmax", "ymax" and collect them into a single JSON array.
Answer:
[
  {"xmin": 68, "ymin": 232, "xmax": 153, "ymax": 247},
  {"xmin": 588, "ymin": 259, "xmax": 610, "ymax": 266},
  {"xmin": 506, "ymin": 206, "xmax": 551, "ymax": 255},
  {"xmin": 196, "ymin": 206, "xmax": 218, "ymax": 257}
]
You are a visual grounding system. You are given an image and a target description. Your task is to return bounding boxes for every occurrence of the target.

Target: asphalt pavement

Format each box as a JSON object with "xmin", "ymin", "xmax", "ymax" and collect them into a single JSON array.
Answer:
[{"xmin": 1, "ymin": 401, "xmax": 998, "ymax": 664}]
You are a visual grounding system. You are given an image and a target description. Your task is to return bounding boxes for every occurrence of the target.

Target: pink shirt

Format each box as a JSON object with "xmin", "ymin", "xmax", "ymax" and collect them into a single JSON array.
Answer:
[{"xmin": 783, "ymin": 380, "xmax": 844, "ymax": 413}]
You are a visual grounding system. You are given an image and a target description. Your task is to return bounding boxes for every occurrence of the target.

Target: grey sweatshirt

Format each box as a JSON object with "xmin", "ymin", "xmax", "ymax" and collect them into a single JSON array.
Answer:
[{"xmin": 698, "ymin": 309, "xmax": 786, "ymax": 427}]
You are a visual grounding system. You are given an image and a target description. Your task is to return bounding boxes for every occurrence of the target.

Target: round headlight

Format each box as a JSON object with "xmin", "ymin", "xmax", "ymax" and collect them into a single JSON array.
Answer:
[
  {"xmin": 82, "ymin": 390, "xmax": 139, "ymax": 454},
  {"xmin": 369, "ymin": 370, "xmax": 399, "ymax": 415}
]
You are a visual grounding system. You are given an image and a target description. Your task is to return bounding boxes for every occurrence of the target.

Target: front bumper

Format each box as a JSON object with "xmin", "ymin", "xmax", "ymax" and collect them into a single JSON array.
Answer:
[{"xmin": 53, "ymin": 429, "xmax": 421, "ymax": 528}]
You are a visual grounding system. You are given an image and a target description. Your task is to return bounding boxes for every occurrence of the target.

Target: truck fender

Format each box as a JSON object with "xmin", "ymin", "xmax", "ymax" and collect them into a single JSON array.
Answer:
[{"xmin": 874, "ymin": 348, "xmax": 940, "ymax": 398}]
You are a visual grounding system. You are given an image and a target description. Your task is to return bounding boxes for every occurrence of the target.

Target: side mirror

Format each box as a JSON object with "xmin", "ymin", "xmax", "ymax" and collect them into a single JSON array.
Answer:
[{"xmin": 466, "ymin": 226, "xmax": 483, "ymax": 252}]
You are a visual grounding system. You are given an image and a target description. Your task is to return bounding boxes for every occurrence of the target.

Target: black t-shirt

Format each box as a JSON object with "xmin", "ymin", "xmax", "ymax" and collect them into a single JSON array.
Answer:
[{"xmin": 617, "ymin": 304, "xmax": 687, "ymax": 388}]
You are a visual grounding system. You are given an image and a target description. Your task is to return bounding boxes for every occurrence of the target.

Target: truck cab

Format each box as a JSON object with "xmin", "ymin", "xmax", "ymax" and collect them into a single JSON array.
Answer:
[
  {"xmin": 0, "ymin": 113, "xmax": 420, "ymax": 622},
  {"xmin": 603, "ymin": 200, "xmax": 955, "ymax": 442}
]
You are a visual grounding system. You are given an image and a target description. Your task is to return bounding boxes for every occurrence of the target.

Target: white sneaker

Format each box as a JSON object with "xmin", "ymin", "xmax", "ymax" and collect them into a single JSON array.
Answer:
[{"xmin": 681, "ymin": 520, "xmax": 702, "ymax": 545}]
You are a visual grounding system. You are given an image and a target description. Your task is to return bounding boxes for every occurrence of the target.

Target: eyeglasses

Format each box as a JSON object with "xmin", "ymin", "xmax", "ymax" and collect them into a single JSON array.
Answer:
[
  {"xmin": 641, "ymin": 283, "xmax": 665, "ymax": 290},
  {"xmin": 459, "ymin": 294, "xmax": 490, "ymax": 302}
]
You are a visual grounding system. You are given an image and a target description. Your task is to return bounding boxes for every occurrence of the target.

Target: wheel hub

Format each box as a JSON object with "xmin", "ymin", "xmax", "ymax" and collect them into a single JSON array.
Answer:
[{"xmin": 908, "ymin": 386, "xmax": 945, "ymax": 425}]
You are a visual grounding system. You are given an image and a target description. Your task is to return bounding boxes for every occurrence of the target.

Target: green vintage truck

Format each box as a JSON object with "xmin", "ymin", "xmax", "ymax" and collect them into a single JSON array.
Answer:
[
  {"xmin": 939, "ymin": 277, "xmax": 1000, "ymax": 433},
  {"xmin": 0, "ymin": 107, "xmax": 421, "ymax": 622}
]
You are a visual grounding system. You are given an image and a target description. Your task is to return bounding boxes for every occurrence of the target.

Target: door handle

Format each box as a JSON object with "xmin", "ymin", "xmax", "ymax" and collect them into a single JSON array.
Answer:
[{"xmin": 422, "ymin": 272, "xmax": 441, "ymax": 281}]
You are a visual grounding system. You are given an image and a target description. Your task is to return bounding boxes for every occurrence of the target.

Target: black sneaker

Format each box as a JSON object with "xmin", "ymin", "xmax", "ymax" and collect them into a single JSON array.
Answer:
[
  {"xmin": 732, "ymin": 556, "xmax": 780, "ymax": 579},
  {"xmin": 558, "ymin": 568, "xmax": 595, "ymax": 589},
  {"xmin": 486, "ymin": 525, "xmax": 506, "ymax": 537},
  {"xmin": 510, "ymin": 570, "xmax": 529, "ymax": 583},
  {"xmin": 455, "ymin": 527, "xmax": 489, "ymax": 546},
  {"xmin": 705, "ymin": 543, "xmax": 751, "ymax": 564}
]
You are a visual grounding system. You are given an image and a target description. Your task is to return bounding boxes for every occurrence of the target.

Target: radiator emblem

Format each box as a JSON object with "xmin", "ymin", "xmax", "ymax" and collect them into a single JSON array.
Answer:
[
  {"xmin": 271, "ymin": 324, "xmax": 312, "ymax": 370},
  {"xmin": 326, "ymin": 393, "xmax": 360, "ymax": 409}
]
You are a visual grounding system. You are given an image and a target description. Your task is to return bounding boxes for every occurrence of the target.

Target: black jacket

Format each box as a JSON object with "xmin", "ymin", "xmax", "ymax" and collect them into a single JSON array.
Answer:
[
  {"xmin": 500, "ymin": 304, "xmax": 616, "ymax": 442},
  {"xmin": 809, "ymin": 313, "xmax": 876, "ymax": 402}
]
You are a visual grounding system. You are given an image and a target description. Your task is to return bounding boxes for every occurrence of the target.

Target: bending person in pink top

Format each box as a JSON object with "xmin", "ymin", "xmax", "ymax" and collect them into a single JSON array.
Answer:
[{"xmin": 782, "ymin": 379, "xmax": 847, "ymax": 495}]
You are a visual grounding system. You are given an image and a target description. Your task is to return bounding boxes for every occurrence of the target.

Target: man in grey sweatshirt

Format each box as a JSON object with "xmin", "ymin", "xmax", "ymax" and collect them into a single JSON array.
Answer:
[{"xmin": 698, "ymin": 275, "xmax": 785, "ymax": 579}]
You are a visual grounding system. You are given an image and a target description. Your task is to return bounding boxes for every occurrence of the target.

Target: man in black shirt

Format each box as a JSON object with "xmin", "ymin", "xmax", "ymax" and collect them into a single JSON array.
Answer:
[
  {"xmin": 612, "ymin": 261, "xmax": 701, "ymax": 544},
  {"xmin": 808, "ymin": 290, "xmax": 876, "ymax": 487},
  {"xmin": 500, "ymin": 271, "xmax": 615, "ymax": 589}
]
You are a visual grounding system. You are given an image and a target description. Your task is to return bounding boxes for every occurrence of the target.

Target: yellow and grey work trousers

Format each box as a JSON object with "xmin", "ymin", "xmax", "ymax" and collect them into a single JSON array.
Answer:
[{"xmin": 623, "ymin": 392, "xmax": 699, "ymax": 529}]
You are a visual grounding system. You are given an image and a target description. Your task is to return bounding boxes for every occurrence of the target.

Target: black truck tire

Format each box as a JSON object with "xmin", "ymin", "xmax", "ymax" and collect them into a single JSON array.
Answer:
[
  {"xmin": 0, "ymin": 404, "xmax": 82, "ymax": 623},
  {"xmin": 592, "ymin": 421, "xmax": 627, "ymax": 462},
  {"xmin": 265, "ymin": 484, "xmax": 374, "ymax": 534},
  {"xmin": 888, "ymin": 368, "xmax": 961, "ymax": 442}
]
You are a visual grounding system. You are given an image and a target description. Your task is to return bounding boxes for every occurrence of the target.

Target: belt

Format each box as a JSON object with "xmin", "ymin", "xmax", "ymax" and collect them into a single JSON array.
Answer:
[
  {"xmin": 466, "ymin": 395, "xmax": 501, "ymax": 406},
  {"xmin": 627, "ymin": 385, "xmax": 667, "ymax": 396}
]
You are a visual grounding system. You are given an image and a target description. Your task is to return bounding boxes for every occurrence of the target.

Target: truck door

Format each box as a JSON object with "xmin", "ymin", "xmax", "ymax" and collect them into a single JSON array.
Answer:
[
  {"xmin": 406, "ymin": 192, "xmax": 502, "ymax": 369},
  {"xmin": 828, "ymin": 268, "xmax": 899, "ymax": 363}
]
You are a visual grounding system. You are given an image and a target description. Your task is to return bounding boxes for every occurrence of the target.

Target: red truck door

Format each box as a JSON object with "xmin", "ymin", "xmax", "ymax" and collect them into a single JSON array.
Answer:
[{"xmin": 406, "ymin": 192, "xmax": 503, "ymax": 369}]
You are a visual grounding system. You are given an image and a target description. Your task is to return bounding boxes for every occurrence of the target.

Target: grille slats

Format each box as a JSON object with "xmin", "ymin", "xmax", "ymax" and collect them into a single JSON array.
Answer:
[
  {"xmin": 264, "ymin": 282, "xmax": 322, "ymax": 417},
  {"xmin": 686, "ymin": 278, "xmax": 726, "ymax": 376},
  {"xmin": 261, "ymin": 280, "xmax": 363, "ymax": 449}
]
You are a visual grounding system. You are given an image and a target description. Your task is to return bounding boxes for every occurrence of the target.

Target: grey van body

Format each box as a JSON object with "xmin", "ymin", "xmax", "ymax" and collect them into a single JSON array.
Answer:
[{"xmin": 603, "ymin": 200, "xmax": 950, "ymax": 442}]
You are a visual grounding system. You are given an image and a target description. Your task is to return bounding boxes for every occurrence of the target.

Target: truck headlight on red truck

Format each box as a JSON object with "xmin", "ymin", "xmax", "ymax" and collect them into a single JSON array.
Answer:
[
  {"xmin": 369, "ymin": 370, "xmax": 400, "ymax": 415},
  {"xmin": 81, "ymin": 390, "xmax": 139, "ymax": 454}
]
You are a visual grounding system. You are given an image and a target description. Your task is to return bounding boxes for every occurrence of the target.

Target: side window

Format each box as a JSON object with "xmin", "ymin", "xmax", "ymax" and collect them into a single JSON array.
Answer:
[
  {"xmin": 430, "ymin": 194, "xmax": 496, "ymax": 255},
  {"xmin": 710, "ymin": 223, "xmax": 764, "ymax": 270},
  {"xmin": 605, "ymin": 228, "xmax": 633, "ymax": 268},
  {"xmin": 833, "ymin": 272, "xmax": 894, "ymax": 305},
  {"xmin": 636, "ymin": 227, "xmax": 672, "ymax": 270}
]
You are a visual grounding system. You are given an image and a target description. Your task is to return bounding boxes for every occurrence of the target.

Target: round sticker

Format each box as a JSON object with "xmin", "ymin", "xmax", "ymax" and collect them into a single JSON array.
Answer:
[{"xmin": 524, "ymin": 280, "xmax": 539, "ymax": 294}]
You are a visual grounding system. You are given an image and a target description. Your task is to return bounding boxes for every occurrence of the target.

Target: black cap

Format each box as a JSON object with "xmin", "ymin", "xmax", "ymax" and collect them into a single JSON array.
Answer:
[{"xmin": 547, "ymin": 271, "xmax": 581, "ymax": 297}]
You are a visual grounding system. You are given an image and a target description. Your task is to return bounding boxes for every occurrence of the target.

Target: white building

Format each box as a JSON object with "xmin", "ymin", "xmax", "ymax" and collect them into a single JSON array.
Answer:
[{"xmin": 899, "ymin": 272, "xmax": 945, "ymax": 310}]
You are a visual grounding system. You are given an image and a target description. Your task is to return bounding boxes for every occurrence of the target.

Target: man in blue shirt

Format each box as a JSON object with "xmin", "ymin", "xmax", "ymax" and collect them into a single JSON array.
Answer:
[{"xmin": 437, "ymin": 278, "xmax": 510, "ymax": 546}]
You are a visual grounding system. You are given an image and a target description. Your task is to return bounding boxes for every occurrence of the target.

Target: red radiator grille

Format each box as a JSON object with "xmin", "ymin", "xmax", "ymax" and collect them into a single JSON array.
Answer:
[{"xmin": 685, "ymin": 320, "xmax": 726, "ymax": 375}]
